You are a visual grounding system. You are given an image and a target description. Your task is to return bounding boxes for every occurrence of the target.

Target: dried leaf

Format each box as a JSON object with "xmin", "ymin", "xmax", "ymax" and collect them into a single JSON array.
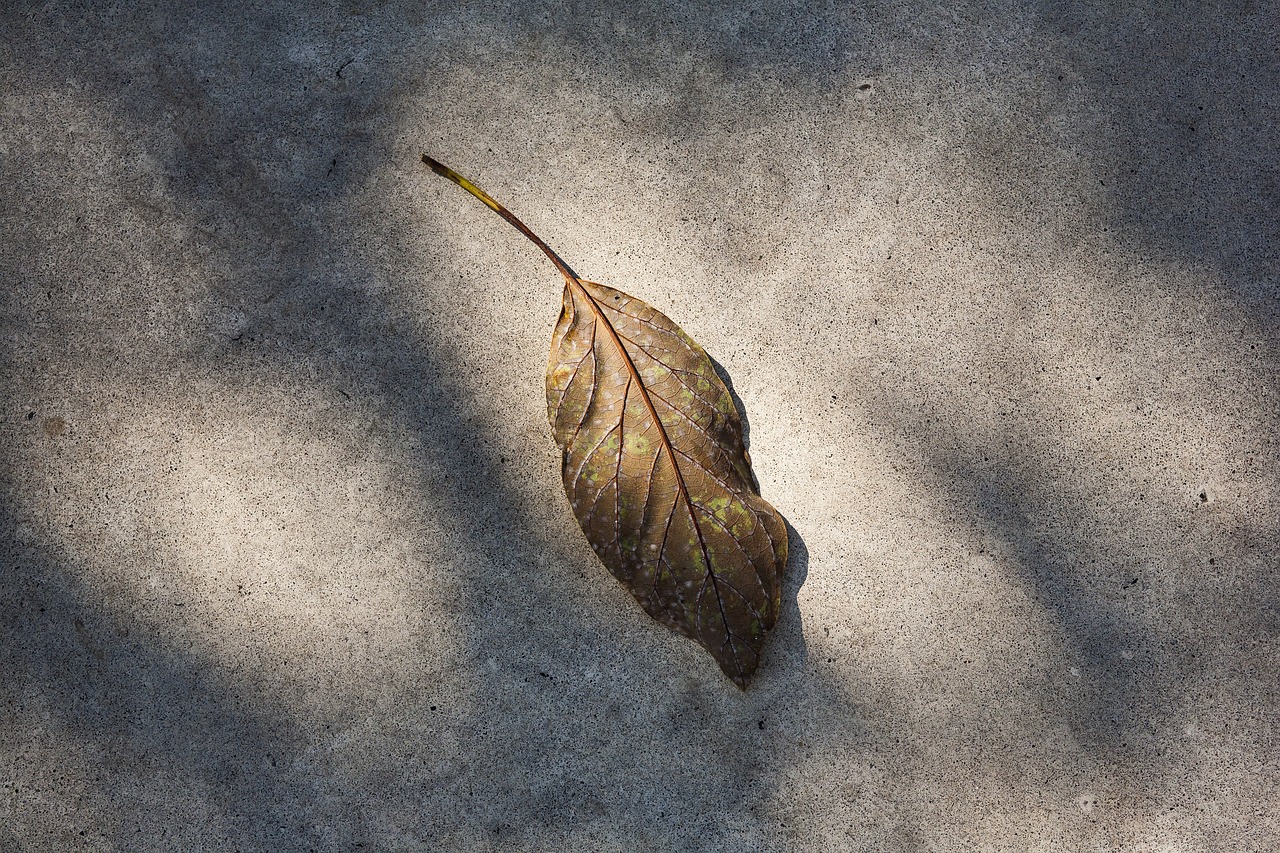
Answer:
[
  {"xmin": 422, "ymin": 154, "xmax": 788, "ymax": 686},
  {"xmin": 547, "ymin": 279, "xmax": 788, "ymax": 685}
]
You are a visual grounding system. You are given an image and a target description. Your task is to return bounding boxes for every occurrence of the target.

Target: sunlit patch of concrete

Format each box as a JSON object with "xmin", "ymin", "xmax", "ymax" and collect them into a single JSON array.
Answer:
[{"xmin": 15, "ymin": 371, "xmax": 467, "ymax": 721}]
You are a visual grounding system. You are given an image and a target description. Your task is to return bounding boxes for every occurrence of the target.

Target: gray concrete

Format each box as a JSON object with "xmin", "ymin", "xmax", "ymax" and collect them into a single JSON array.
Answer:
[{"xmin": 2, "ymin": 1, "xmax": 1277, "ymax": 850}]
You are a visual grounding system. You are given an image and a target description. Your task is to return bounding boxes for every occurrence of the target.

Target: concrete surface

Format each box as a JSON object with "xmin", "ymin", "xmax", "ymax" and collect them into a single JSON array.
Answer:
[{"xmin": 2, "ymin": 1, "xmax": 1277, "ymax": 850}]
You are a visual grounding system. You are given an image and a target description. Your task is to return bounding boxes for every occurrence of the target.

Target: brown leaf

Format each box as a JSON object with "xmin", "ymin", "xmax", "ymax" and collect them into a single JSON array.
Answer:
[
  {"xmin": 422, "ymin": 154, "xmax": 788, "ymax": 686},
  {"xmin": 548, "ymin": 280, "xmax": 786, "ymax": 686}
]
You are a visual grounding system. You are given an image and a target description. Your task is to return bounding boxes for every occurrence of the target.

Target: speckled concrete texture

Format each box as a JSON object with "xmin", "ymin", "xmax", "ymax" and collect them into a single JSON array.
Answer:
[{"xmin": 2, "ymin": 2, "xmax": 1277, "ymax": 850}]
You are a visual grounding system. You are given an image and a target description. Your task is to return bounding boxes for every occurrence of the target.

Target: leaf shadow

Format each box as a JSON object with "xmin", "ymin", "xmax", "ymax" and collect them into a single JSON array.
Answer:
[
  {"xmin": 773, "ymin": 516, "xmax": 810, "ymax": 673},
  {"xmin": 707, "ymin": 353, "xmax": 808, "ymax": 673}
]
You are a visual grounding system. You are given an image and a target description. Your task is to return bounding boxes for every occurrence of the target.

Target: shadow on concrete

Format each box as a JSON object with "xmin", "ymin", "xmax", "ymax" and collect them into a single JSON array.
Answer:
[
  {"xmin": 0, "ymin": 495, "xmax": 331, "ymax": 847},
  {"xmin": 915, "ymin": 0, "xmax": 1279, "ymax": 779},
  {"xmin": 860, "ymin": 392, "xmax": 1279, "ymax": 789},
  {"xmin": 0, "ymin": 2, "xmax": 883, "ymax": 849},
  {"xmin": 3, "ymin": 0, "xmax": 1276, "ymax": 847},
  {"xmin": 1024, "ymin": 0, "xmax": 1278, "ymax": 315},
  {"xmin": 937, "ymin": 451, "xmax": 1189, "ymax": 760}
]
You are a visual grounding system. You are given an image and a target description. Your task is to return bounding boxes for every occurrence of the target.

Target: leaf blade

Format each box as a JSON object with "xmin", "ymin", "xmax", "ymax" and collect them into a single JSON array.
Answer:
[{"xmin": 548, "ymin": 279, "xmax": 787, "ymax": 686}]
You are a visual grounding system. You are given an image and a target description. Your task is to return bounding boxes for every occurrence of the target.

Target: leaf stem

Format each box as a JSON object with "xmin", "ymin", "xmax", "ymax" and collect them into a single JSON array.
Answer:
[{"xmin": 421, "ymin": 154, "xmax": 578, "ymax": 284}]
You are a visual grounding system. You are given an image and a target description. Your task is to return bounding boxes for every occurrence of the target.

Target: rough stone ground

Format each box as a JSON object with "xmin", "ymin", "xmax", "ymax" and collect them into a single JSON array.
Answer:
[{"xmin": 2, "ymin": 2, "xmax": 1277, "ymax": 851}]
